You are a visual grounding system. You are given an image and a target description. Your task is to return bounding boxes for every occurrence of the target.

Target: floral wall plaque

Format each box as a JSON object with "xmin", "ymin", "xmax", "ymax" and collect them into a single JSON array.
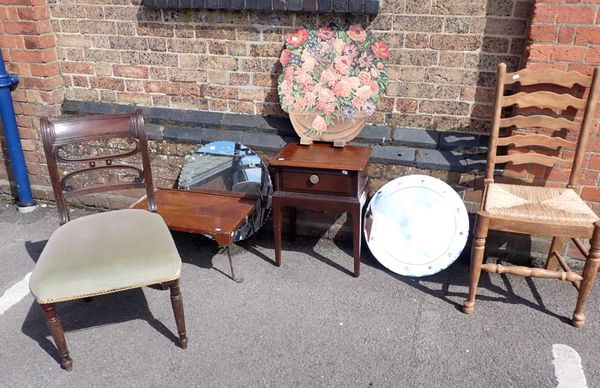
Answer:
[{"xmin": 278, "ymin": 24, "xmax": 389, "ymax": 147}]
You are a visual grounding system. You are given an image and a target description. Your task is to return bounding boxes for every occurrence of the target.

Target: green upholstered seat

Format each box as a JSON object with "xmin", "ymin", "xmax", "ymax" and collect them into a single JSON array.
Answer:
[{"xmin": 30, "ymin": 209, "xmax": 181, "ymax": 304}]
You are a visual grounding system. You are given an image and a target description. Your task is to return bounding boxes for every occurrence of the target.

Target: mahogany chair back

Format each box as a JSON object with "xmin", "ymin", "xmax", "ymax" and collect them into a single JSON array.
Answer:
[{"xmin": 41, "ymin": 109, "xmax": 156, "ymax": 224}]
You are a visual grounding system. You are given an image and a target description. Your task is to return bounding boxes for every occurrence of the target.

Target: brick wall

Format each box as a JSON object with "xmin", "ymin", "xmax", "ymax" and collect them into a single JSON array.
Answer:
[
  {"xmin": 49, "ymin": 0, "xmax": 533, "ymax": 131},
  {"xmin": 514, "ymin": 0, "xmax": 600, "ymax": 214},
  {"xmin": 0, "ymin": 0, "xmax": 62, "ymax": 196}
]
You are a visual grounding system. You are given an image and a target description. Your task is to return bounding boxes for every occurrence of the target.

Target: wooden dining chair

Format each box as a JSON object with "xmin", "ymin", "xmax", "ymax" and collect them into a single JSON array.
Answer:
[
  {"xmin": 29, "ymin": 110, "xmax": 187, "ymax": 371},
  {"xmin": 463, "ymin": 63, "xmax": 600, "ymax": 327}
]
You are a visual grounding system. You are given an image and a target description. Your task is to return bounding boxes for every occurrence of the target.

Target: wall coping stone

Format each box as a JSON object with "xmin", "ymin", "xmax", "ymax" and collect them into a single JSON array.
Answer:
[
  {"xmin": 62, "ymin": 100, "xmax": 488, "ymax": 173},
  {"xmin": 143, "ymin": 0, "xmax": 379, "ymax": 14}
]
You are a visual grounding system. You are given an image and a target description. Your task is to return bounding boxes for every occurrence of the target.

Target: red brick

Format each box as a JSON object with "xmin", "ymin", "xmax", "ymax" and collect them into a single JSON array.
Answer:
[
  {"xmin": 576, "ymin": 27, "xmax": 600, "ymax": 45},
  {"xmin": 10, "ymin": 48, "xmax": 56, "ymax": 63},
  {"xmin": 20, "ymin": 76, "xmax": 62, "ymax": 91},
  {"xmin": 582, "ymin": 186, "xmax": 600, "ymax": 202},
  {"xmin": 17, "ymin": 5, "xmax": 49, "ymax": 21},
  {"xmin": 558, "ymin": 26, "xmax": 575, "ymax": 44},
  {"xmin": 589, "ymin": 155, "xmax": 600, "ymax": 170},
  {"xmin": 586, "ymin": 47, "xmax": 600, "ymax": 63},
  {"xmin": 35, "ymin": 19, "xmax": 51, "ymax": 33},
  {"xmin": 0, "ymin": 35, "xmax": 24, "ymax": 48},
  {"xmin": 534, "ymin": 5, "xmax": 596, "ymax": 24},
  {"xmin": 20, "ymin": 139, "xmax": 35, "ymax": 152},
  {"xmin": 568, "ymin": 63, "xmax": 595, "ymax": 76},
  {"xmin": 23, "ymin": 34, "xmax": 55, "ymax": 49},
  {"xmin": 528, "ymin": 45, "xmax": 587, "ymax": 62},
  {"xmin": 30, "ymin": 62, "xmax": 59, "ymax": 76},
  {"xmin": 529, "ymin": 25, "xmax": 557, "ymax": 43},
  {"xmin": 0, "ymin": 0, "xmax": 34, "ymax": 5},
  {"xmin": 3, "ymin": 21, "xmax": 37, "ymax": 35}
]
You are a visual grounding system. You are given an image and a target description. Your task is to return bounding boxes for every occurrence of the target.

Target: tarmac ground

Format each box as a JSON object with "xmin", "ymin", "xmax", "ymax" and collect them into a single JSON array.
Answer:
[{"xmin": 1, "ymin": 197, "xmax": 599, "ymax": 387}]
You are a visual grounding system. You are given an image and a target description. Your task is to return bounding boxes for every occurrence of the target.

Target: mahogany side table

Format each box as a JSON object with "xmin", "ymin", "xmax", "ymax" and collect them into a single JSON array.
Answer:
[
  {"xmin": 131, "ymin": 188, "xmax": 257, "ymax": 282},
  {"xmin": 269, "ymin": 142, "xmax": 372, "ymax": 277}
]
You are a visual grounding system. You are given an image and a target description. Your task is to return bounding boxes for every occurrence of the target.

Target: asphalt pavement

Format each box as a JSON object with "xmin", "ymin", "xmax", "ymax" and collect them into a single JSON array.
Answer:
[{"xmin": 1, "ymin": 196, "xmax": 599, "ymax": 387}]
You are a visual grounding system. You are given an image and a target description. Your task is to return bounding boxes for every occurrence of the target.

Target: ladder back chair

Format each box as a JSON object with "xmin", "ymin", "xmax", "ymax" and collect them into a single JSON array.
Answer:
[
  {"xmin": 463, "ymin": 63, "xmax": 600, "ymax": 327},
  {"xmin": 29, "ymin": 110, "xmax": 187, "ymax": 371}
]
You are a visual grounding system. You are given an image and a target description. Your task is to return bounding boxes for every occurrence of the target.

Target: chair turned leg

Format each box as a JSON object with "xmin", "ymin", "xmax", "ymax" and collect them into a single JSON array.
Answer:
[
  {"xmin": 463, "ymin": 213, "xmax": 490, "ymax": 314},
  {"xmin": 545, "ymin": 237, "xmax": 565, "ymax": 271},
  {"xmin": 167, "ymin": 279, "xmax": 188, "ymax": 349},
  {"xmin": 41, "ymin": 303, "xmax": 73, "ymax": 371},
  {"xmin": 572, "ymin": 222, "xmax": 600, "ymax": 328}
]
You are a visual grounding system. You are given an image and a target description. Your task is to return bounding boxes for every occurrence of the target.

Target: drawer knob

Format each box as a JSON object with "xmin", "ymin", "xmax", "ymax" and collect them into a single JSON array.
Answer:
[{"xmin": 309, "ymin": 174, "xmax": 320, "ymax": 184}]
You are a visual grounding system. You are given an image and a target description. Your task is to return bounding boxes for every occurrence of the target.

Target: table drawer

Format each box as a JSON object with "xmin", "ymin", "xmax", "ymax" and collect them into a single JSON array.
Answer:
[{"xmin": 280, "ymin": 169, "xmax": 357, "ymax": 196}]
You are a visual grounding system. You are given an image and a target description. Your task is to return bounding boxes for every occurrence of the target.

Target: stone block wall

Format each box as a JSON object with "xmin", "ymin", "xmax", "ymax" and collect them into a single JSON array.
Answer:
[{"xmin": 49, "ymin": 0, "xmax": 533, "ymax": 131}]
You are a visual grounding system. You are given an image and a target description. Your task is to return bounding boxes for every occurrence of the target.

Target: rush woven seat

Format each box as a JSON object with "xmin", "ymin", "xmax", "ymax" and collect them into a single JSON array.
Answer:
[
  {"xmin": 485, "ymin": 183, "xmax": 599, "ymax": 225},
  {"xmin": 30, "ymin": 110, "xmax": 187, "ymax": 371},
  {"xmin": 463, "ymin": 63, "xmax": 600, "ymax": 327}
]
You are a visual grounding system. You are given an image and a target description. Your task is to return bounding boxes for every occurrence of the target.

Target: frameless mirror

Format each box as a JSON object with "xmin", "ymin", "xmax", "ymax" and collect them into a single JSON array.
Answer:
[{"xmin": 178, "ymin": 141, "xmax": 272, "ymax": 241}]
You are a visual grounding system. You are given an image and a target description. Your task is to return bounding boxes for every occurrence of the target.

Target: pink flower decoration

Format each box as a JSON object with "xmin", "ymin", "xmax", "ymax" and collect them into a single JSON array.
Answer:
[
  {"xmin": 279, "ymin": 49, "xmax": 291, "ymax": 66},
  {"xmin": 357, "ymin": 85, "xmax": 373, "ymax": 100},
  {"xmin": 358, "ymin": 72, "xmax": 371, "ymax": 85},
  {"xmin": 332, "ymin": 80, "xmax": 351, "ymax": 97},
  {"xmin": 318, "ymin": 87, "xmax": 335, "ymax": 103},
  {"xmin": 294, "ymin": 99, "xmax": 304, "ymax": 112},
  {"xmin": 282, "ymin": 79, "xmax": 293, "ymax": 95},
  {"xmin": 370, "ymin": 68, "xmax": 380, "ymax": 78},
  {"xmin": 303, "ymin": 92, "xmax": 316, "ymax": 107},
  {"xmin": 312, "ymin": 115, "xmax": 327, "ymax": 132},
  {"xmin": 318, "ymin": 27, "xmax": 335, "ymax": 40},
  {"xmin": 371, "ymin": 41, "xmax": 389, "ymax": 59},
  {"xmin": 287, "ymin": 28, "xmax": 308, "ymax": 47},
  {"xmin": 370, "ymin": 80, "xmax": 379, "ymax": 94},
  {"xmin": 349, "ymin": 76, "xmax": 361, "ymax": 89},
  {"xmin": 343, "ymin": 44, "xmax": 359, "ymax": 58},
  {"xmin": 348, "ymin": 24, "xmax": 367, "ymax": 42},
  {"xmin": 377, "ymin": 62, "xmax": 384, "ymax": 69},
  {"xmin": 297, "ymin": 68, "xmax": 313, "ymax": 86},
  {"xmin": 284, "ymin": 66, "xmax": 294, "ymax": 81},
  {"xmin": 334, "ymin": 56, "xmax": 352, "ymax": 75},
  {"xmin": 361, "ymin": 101, "xmax": 376, "ymax": 116},
  {"xmin": 358, "ymin": 51, "xmax": 374, "ymax": 68},
  {"xmin": 333, "ymin": 38, "xmax": 346, "ymax": 54},
  {"xmin": 324, "ymin": 102, "xmax": 335, "ymax": 115},
  {"xmin": 320, "ymin": 68, "xmax": 338, "ymax": 86},
  {"xmin": 352, "ymin": 96, "xmax": 363, "ymax": 109}
]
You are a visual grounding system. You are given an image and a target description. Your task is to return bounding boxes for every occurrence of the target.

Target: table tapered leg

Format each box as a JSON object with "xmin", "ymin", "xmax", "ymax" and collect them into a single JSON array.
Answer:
[
  {"xmin": 351, "ymin": 205, "xmax": 362, "ymax": 277},
  {"xmin": 273, "ymin": 198, "xmax": 282, "ymax": 267}
]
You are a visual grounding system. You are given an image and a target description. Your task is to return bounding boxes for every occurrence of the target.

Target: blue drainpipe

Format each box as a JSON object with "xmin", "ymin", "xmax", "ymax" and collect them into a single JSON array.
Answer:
[{"xmin": 0, "ymin": 50, "xmax": 36, "ymax": 212}]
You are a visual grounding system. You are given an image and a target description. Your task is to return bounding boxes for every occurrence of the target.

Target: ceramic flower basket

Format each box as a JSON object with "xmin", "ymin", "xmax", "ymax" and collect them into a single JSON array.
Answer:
[
  {"xmin": 278, "ymin": 24, "xmax": 389, "ymax": 148},
  {"xmin": 289, "ymin": 111, "xmax": 368, "ymax": 147}
]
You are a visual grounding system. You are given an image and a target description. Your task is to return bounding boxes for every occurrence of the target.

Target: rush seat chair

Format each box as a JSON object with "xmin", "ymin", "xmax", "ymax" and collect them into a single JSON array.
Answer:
[
  {"xmin": 463, "ymin": 63, "xmax": 600, "ymax": 327},
  {"xmin": 29, "ymin": 110, "xmax": 187, "ymax": 370}
]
